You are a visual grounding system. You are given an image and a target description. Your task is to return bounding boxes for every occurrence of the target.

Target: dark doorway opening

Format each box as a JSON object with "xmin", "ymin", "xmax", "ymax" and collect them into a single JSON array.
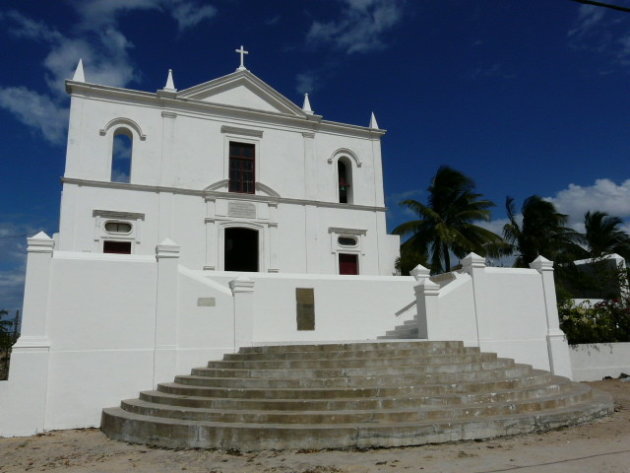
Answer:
[
  {"xmin": 339, "ymin": 253, "xmax": 358, "ymax": 275},
  {"xmin": 225, "ymin": 228, "xmax": 258, "ymax": 272}
]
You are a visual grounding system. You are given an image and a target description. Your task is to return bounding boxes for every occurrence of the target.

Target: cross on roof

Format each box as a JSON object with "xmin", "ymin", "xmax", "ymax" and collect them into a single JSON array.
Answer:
[{"xmin": 235, "ymin": 45, "xmax": 248, "ymax": 71}]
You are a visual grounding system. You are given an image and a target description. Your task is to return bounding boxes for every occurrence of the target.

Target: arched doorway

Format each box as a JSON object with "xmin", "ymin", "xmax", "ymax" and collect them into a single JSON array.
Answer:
[{"xmin": 224, "ymin": 227, "xmax": 258, "ymax": 272}]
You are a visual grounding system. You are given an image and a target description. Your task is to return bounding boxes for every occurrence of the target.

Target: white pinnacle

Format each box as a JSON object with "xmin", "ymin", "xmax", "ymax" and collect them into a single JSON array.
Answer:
[
  {"xmin": 302, "ymin": 93, "xmax": 313, "ymax": 114},
  {"xmin": 369, "ymin": 112, "xmax": 379, "ymax": 129},
  {"xmin": 163, "ymin": 69, "xmax": 177, "ymax": 92},
  {"xmin": 72, "ymin": 59, "xmax": 85, "ymax": 82}
]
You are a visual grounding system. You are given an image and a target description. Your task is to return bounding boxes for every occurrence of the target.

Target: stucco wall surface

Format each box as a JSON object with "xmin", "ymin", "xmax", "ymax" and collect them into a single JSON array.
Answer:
[
  {"xmin": 570, "ymin": 343, "xmax": 630, "ymax": 381},
  {"xmin": 203, "ymin": 271, "xmax": 418, "ymax": 343}
]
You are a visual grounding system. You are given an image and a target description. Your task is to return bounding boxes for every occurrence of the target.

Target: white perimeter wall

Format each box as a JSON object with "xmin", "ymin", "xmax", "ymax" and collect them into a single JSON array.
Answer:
[
  {"xmin": 415, "ymin": 254, "xmax": 572, "ymax": 377},
  {"xmin": 205, "ymin": 272, "xmax": 418, "ymax": 343},
  {"xmin": 0, "ymin": 245, "xmax": 416, "ymax": 437},
  {"xmin": 570, "ymin": 343, "xmax": 630, "ymax": 381}
]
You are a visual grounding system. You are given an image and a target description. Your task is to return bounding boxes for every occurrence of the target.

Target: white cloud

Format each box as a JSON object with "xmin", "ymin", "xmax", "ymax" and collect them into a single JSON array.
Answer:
[
  {"xmin": 171, "ymin": 2, "xmax": 217, "ymax": 30},
  {"xmin": 549, "ymin": 178, "xmax": 630, "ymax": 224},
  {"xmin": 0, "ymin": 87, "xmax": 68, "ymax": 143},
  {"xmin": 0, "ymin": 269, "xmax": 26, "ymax": 312},
  {"xmin": 480, "ymin": 178, "xmax": 630, "ymax": 245},
  {"xmin": 73, "ymin": 0, "xmax": 216, "ymax": 31},
  {"xmin": 0, "ymin": 1, "xmax": 216, "ymax": 144},
  {"xmin": 0, "ymin": 223, "xmax": 33, "ymax": 312},
  {"xmin": 476, "ymin": 217, "xmax": 511, "ymax": 238},
  {"xmin": 307, "ymin": 0, "xmax": 404, "ymax": 54},
  {"xmin": 568, "ymin": 5, "xmax": 605, "ymax": 38},
  {"xmin": 296, "ymin": 71, "xmax": 317, "ymax": 94},
  {"xmin": 0, "ymin": 10, "xmax": 63, "ymax": 42},
  {"xmin": 567, "ymin": 4, "xmax": 630, "ymax": 70}
]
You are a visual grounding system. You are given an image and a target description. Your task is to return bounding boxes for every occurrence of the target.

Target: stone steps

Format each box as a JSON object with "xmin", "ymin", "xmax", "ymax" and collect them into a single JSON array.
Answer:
[
  {"xmin": 223, "ymin": 345, "xmax": 479, "ymax": 361},
  {"xmin": 164, "ymin": 375, "xmax": 569, "ymax": 402},
  {"xmin": 119, "ymin": 384, "xmax": 591, "ymax": 424},
  {"xmin": 101, "ymin": 341, "xmax": 613, "ymax": 450},
  {"xmin": 209, "ymin": 352, "xmax": 497, "ymax": 369},
  {"xmin": 168, "ymin": 370, "xmax": 554, "ymax": 390},
  {"xmin": 190, "ymin": 358, "xmax": 516, "ymax": 379}
]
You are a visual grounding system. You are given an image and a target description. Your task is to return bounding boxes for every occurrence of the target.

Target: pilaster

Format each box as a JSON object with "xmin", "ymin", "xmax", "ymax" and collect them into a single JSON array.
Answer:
[
  {"xmin": 8, "ymin": 232, "xmax": 54, "ymax": 434},
  {"xmin": 229, "ymin": 276, "xmax": 255, "ymax": 351},
  {"xmin": 413, "ymin": 264, "xmax": 439, "ymax": 339},
  {"xmin": 530, "ymin": 256, "xmax": 573, "ymax": 378},
  {"xmin": 154, "ymin": 238, "xmax": 180, "ymax": 385}
]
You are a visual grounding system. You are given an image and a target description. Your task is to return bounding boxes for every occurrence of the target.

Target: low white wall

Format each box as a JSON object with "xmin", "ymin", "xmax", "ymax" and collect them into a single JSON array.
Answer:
[
  {"xmin": 176, "ymin": 267, "xmax": 234, "ymax": 371},
  {"xmin": 1, "ymin": 245, "xmax": 418, "ymax": 437},
  {"xmin": 0, "ymin": 251, "xmax": 159, "ymax": 436},
  {"xmin": 203, "ymin": 271, "xmax": 418, "ymax": 343},
  {"xmin": 415, "ymin": 254, "xmax": 572, "ymax": 378},
  {"xmin": 570, "ymin": 343, "xmax": 630, "ymax": 381}
]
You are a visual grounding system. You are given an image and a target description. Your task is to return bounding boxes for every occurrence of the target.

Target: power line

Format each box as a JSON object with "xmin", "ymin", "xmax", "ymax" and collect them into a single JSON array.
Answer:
[{"xmin": 569, "ymin": 0, "xmax": 630, "ymax": 12}]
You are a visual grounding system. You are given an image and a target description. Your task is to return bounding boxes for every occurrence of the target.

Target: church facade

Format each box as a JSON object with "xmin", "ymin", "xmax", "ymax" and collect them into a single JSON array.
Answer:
[
  {"xmin": 0, "ymin": 54, "xmax": 573, "ymax": 438},
  {"xmin": 59, "ymin": 57, "xmax": 399, "ymax": 276}
]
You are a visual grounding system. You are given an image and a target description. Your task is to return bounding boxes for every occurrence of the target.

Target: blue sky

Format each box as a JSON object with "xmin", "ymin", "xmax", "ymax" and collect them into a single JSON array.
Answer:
[{"xmin": 1, "ymin": 0, "xmax": 629, "ymax": 311}]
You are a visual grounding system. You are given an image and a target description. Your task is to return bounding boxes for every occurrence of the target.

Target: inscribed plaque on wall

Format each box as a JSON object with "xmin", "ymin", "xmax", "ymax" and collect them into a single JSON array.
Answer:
[
  {"xmin": 296, "ymin": 288, "xmax": 315, "ymax": 331},
  {"xmin": 228, "ymin": 201, "xmax": 256, "ymax": 219}
]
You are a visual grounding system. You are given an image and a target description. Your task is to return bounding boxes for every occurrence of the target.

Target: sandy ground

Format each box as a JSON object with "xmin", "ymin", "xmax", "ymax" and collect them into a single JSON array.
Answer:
[{"xmin": 1, "ymin": 380, "xmax": 629, "ymax": 473}]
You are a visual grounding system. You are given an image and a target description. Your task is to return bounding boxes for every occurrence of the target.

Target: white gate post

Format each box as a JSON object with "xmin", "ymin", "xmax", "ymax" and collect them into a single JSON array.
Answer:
[
  {"xmin": 530, "ymin": 256, "xmax": 573, "ymax": 379},
  {"xmin": 229, "ymin": 276, "xmax": 255, "ymax": 351},
  {"xmin": 412, "ymin": 264, "xmax": 439, "ymax": 340},
  {"xmin": 154, "ymin": 238, "xmax": 180, "ymax": 385},
  {"xmin": 6, "ymin": 232, "xmax": 54, "ymax": 434}
]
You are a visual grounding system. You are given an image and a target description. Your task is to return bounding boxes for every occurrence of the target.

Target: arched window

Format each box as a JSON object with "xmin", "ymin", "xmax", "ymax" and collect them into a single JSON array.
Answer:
[
  {"xmin": 111, "ymin": 128, "xmax": 133, "ymax": 183},
  {"xmin": 337, "ymin": 158, "xmax": 353, "ymax": 204}
]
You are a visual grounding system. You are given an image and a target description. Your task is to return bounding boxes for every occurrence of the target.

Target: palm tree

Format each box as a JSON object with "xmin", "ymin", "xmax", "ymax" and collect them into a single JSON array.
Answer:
[
  {"xmin": 503, "ymin": 195, "xmax": 583, "ymax": 267},
  {"xmin": 393, "ymin": 166, "xmax": 504, "ymax": 274},
  {"xmin": 583, "ymin": 211, "xmax": 630, "ymax": 259}
]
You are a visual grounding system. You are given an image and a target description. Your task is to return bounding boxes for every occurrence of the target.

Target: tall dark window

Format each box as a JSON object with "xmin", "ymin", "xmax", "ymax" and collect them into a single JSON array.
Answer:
[
  {"xmin": 111, "ymin": 128, "xmax": 132, "ymax": 183},
  {"xmin": 229, "ymin": 142, "xmax": 255, "ymax": 194},
  {"xmin": 338, "ymin": 159, "xmax": 352, "ymax": 203}
]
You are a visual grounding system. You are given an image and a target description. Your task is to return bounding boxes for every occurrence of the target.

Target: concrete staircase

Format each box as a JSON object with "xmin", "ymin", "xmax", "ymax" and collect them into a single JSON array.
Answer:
[
  {"xmin": 101, "ymin": 341, "xmax": 613, "ymax": 450},
  {"xmin": 378, "ymin": 316, "xmax": 420, "ymax": 339}
]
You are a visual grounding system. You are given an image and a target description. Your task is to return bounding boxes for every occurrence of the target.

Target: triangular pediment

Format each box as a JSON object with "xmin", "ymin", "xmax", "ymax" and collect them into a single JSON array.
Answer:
[{"xmin": 178, "ymin": 70, "xmax": 306, "ymax": 117}]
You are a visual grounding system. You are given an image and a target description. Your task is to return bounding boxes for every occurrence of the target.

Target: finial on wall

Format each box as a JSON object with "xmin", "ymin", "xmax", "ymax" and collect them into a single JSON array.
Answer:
[
  {"xmin": 73, "ymin": 59, "xmax": 85, "ymax": 82},
  {"xmin": 302, "ymin": 93, "xmax": 314, "ymax": 114},
  {"xmin": 163, "ymin": 69, "xmax": 177, "ymax": 92},
  {"xmin": 369, "ymin": 112, "xmax": 379, "ymax": 129}
]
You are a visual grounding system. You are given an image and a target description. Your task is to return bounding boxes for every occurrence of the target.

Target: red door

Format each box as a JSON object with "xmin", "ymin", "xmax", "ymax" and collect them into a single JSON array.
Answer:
[{"xmin": 339, "ymin": 254, "xmax": 358, "ymax": 275}]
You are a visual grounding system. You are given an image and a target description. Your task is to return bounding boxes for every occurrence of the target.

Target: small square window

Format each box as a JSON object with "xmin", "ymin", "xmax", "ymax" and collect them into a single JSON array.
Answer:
[{"xmin": 103, "ymin": 241, "xmax": 132, "ymax": 254}]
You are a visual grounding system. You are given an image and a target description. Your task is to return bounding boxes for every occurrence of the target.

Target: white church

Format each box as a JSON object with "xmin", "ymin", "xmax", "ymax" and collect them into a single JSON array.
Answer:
[
  {"xmin": 0, "ymin": 50, "xmax": 576, "ymax": 438},
  {"xmin": 59, "ymin": 47, "xmax": 399, "ymax": 276}
]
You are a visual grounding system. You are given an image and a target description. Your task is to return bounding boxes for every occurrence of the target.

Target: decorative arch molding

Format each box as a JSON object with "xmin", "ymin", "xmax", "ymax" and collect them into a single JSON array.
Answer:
[
  {"xmin": 218, "ymin": 221, "xmax": 265, "ymax": 232},
  {"xmin": 255, "ymin": 182, "xmax": 281, "ymax": 197},
  {"xmin": 99, "ymin": 117, "xmax": 147, "ymax": 141},
  {"xmin": 327, "ymin": 148, "xmax": 362, "ymax": 168},
  {"xmin": 203, "ymin": 179, "xmax": 281, "ymax": 197},
  {"xmin": 204, "ymin": 179, "xmax": 229, "ymax": 192}
]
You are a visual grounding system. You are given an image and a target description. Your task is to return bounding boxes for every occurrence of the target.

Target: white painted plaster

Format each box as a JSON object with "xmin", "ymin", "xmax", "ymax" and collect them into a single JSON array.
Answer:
[{"xmin": 570, "ymin": 343, "xmax": 630, "ymax": 381}]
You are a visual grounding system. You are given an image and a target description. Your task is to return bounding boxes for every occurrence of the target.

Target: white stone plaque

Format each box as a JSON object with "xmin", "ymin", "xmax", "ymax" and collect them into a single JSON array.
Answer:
[
  {"xmin": 197, "ymin": 297, "xmax": 216, "ymax": 307},
  {"xmin": 228, "ymin": 201, "xmax": 256, "ymax": 219}
]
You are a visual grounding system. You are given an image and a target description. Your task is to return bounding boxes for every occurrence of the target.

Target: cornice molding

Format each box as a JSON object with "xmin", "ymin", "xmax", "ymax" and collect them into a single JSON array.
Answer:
[
  {"xmin": 62, "ymin": 177, "xmax": 387, "ymax": 213},
  {"xmin": 221, "ymin": 125, "xmax": 263, "ymax": 137},
  {"xmin": 92, "ymin": 209, "xmax": 145, "ymax": 221},
  {"xmin": 65, "ymin": 80, "xmax": 384, "ymax": 140}
]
